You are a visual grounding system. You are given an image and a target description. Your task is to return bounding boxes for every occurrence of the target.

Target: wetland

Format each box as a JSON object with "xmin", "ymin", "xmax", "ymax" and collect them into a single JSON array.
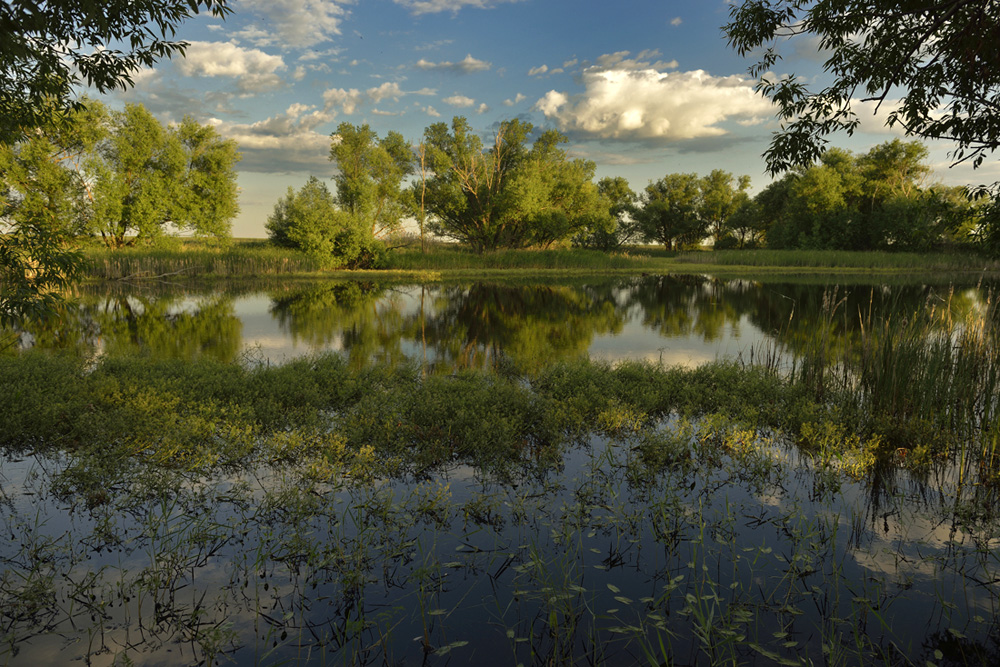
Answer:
[{"xmin": 2, "ymin": 273, "xmax": 999, "ymax": 666}]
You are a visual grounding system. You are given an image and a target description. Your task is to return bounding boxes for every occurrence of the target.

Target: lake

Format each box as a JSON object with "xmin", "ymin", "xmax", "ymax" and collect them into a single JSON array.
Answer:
[
  {"xmin": 12, "ymin": 274, "xmax": 987, "ymax": 370},
  {"xmin": 2, "ymin": 273, "xmax": 998, "ymax": 666}
]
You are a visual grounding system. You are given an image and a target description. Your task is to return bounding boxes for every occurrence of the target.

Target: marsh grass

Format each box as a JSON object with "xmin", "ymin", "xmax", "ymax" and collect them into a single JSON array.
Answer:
[
  {"xmin": 81, "ymin": 240, "xmax": 324, "ymax": 280},
  {"xmin": 684, "ymin": 248, "xmax": 1000, "ymax": 272}
]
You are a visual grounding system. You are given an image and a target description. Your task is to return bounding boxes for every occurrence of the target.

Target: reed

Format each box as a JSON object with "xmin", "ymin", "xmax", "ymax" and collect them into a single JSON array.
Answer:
[
  {"xmin": 682, "ymin": 248, "xmax": 999, "ymax": 272},
  {"xmin": 80, "ymin": 241, "xmax": 324, "ymax": 279}
]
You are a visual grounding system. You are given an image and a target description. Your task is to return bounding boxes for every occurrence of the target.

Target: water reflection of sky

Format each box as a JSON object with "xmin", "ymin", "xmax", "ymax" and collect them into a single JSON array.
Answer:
[{"xmin": 13, "ymin": 276, "xmax": 993, "ymax": 372}]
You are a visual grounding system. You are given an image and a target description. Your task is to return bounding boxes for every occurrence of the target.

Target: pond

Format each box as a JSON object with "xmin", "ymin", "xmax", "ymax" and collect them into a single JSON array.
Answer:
[
  {"xmin": 10, "ymin": 274, "xmax": 990, "ymax": 370},
  {"xmin": 2, "ymin": 274, "xmax": 999, "ymax": 666}
]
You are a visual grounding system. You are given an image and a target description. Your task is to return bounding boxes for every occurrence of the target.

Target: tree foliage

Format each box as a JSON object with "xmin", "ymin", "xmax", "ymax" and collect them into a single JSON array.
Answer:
[
  {"xmin": 757, "ymin": 140, "xmax": 976, "ymax": 250},
  {"xmin": 0, "ymin": 102, "xmax": 104, "ymax": 325},
  {"xmin": 265, "ymin": 177, "xmax": 383, "ymax": 269},
  {"xmin": 421, "ymin": 117, "xmax": 607, "ymax": 252},
  {"xmin": 0, "ymin": 0, "xmax": 231, "ymax": 144},
  {"xmin": 636, "ymin": 174, "xmax": 706, "ymax": 251},
  {"xmin": 329, "ymin": 123, "xmax": 413, "ymax": 239},
  {"xmin": 724, "ymin": 0, "xmax": 1000, "ymax": 174}
]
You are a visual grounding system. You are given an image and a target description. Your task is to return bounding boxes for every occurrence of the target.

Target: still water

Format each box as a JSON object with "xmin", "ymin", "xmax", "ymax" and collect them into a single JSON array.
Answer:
[
  {"xmin": 3, "ymin": 273, "xmax": 998, "ymax": 666},
  {"xmin": 13, "ymin": 274, "xmax": 989, "ymax": 370}
]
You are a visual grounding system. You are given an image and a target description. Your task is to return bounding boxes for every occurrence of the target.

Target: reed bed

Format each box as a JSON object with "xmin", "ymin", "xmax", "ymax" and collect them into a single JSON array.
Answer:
[
  {"xmin": 786, "ymin": 288, "xmax": 1000, "ymax": 473},
  {"xmin": 684, "ymin": 248, "xmax": 999, "ymax": 272},
  {"xmin": 81, "ymin": 242, "xmax": 324, "ymax": 279},
  {"xmin": 382, "ymin": 245, "xmax": 665, "ymax": 272}
]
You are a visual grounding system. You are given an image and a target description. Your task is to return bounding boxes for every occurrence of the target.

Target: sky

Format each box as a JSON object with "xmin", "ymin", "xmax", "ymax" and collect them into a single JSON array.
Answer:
[{"xmin": 98, "ymin": 0, "xmax": 1000, "ymax": 238}]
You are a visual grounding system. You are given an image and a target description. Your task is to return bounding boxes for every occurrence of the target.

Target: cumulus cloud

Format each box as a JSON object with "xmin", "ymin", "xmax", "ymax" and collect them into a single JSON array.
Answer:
[
  {"xmin": 321, "ymin": 82, "xmax": 421, "ymax": 115},
  {"xmin": 443, "ymin": 94, "xmax": 476, "ymax": 107},
  {"xmin": 414, "ymin": 54, "xmax": 491, "ymax": 74},
  {"xmin": 394, "ymin": 0, "xmax": 526, "ymax": 15},
  {"xmin": 477, "ymin": 103, "xmax": 489, "ymax": 114},
  {"xmin": 503, "ymin": 93, "xmax": 526, "ymax": 107},
  {"xmin": 670, "ymin": 17, "xmax": 683, "ymax": 26},
  {"xmin": 367, "ymin": 82, "xmax": 404, "ymax": 103},
  {"xmin": 208, "ymin": 104, "xmax": 333, "ymax": 172},
  {"xmin": 174, "ymin": 41, "xmax": 287, "ymax": 93},
  {"xmin": 535, "ymin": 60, "xmax": 773, "ymax": 142},
  {"xmin": 528, "ymin": 65, "xmax": 548, "ymax": 77},
  {"xmin": 237, "ymin": 0, "xmax": 349, "ymax": 48}
]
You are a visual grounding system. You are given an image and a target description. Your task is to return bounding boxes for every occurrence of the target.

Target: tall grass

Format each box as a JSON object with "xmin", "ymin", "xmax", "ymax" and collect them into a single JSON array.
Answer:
[
  {"xmin": 788, "ymin": 288, "xmax": 1000, "ymax": 472},
  {"xmin": 683, "ymin": 248, "xmax": 1000, "ymax": 272},
  {"xmin": 81, "ymin": 240, "xmax": 324, "ymax": 279},
  {"xmin": 382, "ymin": 245, "xmax": 665, "ymax": 272}
]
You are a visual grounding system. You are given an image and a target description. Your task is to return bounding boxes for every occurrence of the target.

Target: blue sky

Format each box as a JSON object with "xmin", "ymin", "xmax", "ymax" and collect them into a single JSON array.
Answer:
[{"xmin": 101, "ymin": 0, "xmax": 998, "ymax": 238}]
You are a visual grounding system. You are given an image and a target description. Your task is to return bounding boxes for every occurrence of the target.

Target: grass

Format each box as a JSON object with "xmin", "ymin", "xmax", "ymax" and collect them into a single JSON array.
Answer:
[{"xmin": 75, "ymin": 237, "xmax": 1000, "ymax": 281}]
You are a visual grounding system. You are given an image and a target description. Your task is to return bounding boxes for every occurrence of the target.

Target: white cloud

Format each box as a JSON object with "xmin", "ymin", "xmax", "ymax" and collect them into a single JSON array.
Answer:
[
  {"xmin": 422, "ymin": 105, "xmax": 442, "ymax": 117},
  {"xmin": 443, "ymin": 94, "xmax": 476, "ymax": 107},
  {"xmin": 528, "ymin": 64, "xmax": 549, "ymax": 77},
  {"xmin": 298, "ymin": 48, "xmax": 345, "ymax": 63},
  {"xmin": 670, "ymin": 17, "xmax": 683, "ymax": 26},
  {"xmin": 175, "ymin": 41, "xmax": 287, "ymax": 93},
  {"xmin": 208, "ymin": 104, "xmax": 333, "ymax": 171},
  {"xmin": 476, "ymin": 103, "xmax": 489, "ymax": 114},
  {"xmin": 394, "ymin": 0, "xmax": 526, "ymax": 15},
  {"xmin": 414, "ymin": 54, "xmax": 491, "ymax": 74},
  {"xmin": 595, "ymin": 50, "xmax": 678, "ymax": 71},
  {"xmin": 503, "ymin": 93, "xmax": 526, "ymax": 107},
  {"xmin": 535, "ymin": 64, "xmax": 774, "ymax": 142},
  {"xmin": 237, "ymin": 0, "xmax": 349, "ymax": 48},
  {"xmin": 323, "ymin": 87, "xmax": 363, "ymax": 114},
  {"xmin": 367, "ymin": 82, "xmax": 404, "ymax": 103}
]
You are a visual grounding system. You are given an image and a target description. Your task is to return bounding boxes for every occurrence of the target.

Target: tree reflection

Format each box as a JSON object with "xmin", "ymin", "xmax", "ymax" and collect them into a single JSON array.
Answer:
[
  {"xmin": 415, "ymin": 282, "xmax": 627, "ymax": 371},
  {"xmin": 268, "ymin": 281, "xmax": 410, "ymax": 368},
  {"xmin": 4, "ymin": 291, "xmax": 242, "ymax": 362}
]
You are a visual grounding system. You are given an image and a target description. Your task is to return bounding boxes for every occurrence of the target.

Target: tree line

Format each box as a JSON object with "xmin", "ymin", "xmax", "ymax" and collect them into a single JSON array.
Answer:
[
  {"xmin": 1, "ymin": 99, "xmax": 240, "ymax": 249},
  {"xmin": 271, "ymin": 117, "xmax": 981, "ymax": 267}
]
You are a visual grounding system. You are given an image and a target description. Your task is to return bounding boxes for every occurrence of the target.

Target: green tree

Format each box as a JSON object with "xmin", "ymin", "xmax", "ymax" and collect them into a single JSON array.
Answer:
[
  {"xmin": 636, "ymin": 173, "xmax": 705, "ymax": 251},
  {"xmin": 86, "ymin": 104, "xmax": 240, "ymax": 247},
  {"xmin": 723, "ymin": 193, "xmax": 763, "ymax": 249},
  {"xmin": 169, "ymin": 117, "xmax": 241, "ymax": 240},
  {"xmin": 422, "ymin": 117, "xmax": 603, "ymax": 251},
  {"xmin": 1, "ymin": 0, "xmax": 231, "ymax": 145},
  {"xmin": 329, "ymin": 123, "xmax": 413, "ymax": 240},
  {"xmin": 724, "ymin": 0, "xmax": 1000, "ymax": 174},
  {"xmin": 1, "ymin": 0, "xmax": 231, "ymax": 325},
  {"xmin": 574, "ymin": 176, "xmax": 639, "ymax": 250},
  {"xmin": 422, "ymin": 117, "xmax": 530, "ymax": 252},
  {"xmin": 0, "ymin": 102, "xmax": 106, "ymax": 325},
  {"xmin": 508, "ymin": 130, "xmax": 608, "ymax": 248},
  {"xmin": 266, "ymin": 176, "xmax": 382, "ymax": 268},
  {"xmin": 88, "ymin": 104, "xmax": 185, "ymax": 247},
  {"xmin": 699, "ymin": 170, "xmax": 751, "ymax": 243}
]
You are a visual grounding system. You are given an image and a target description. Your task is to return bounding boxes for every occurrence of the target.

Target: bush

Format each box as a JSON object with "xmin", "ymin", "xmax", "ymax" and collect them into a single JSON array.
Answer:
[{"xmin": 265, "ymin": 176, "xmax": 384, "ymax": 269}]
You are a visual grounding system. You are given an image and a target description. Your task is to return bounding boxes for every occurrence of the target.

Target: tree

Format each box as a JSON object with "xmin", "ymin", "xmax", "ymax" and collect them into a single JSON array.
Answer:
[
  {"xmin": 329, "ymin": 123, "xmax": 413, "ymax": 240},
  {"xmin": 699, "ymin": 170, "xmax": 752, "ymax": 243},
  {"xmin": 636, "ymin": 173, "xmax": 706, "ymax": 251},
  {"xmin": 266, "ymin": 177, "xmax": 382, "ymax": 268},
  {"xmin": 422, "ymin": 117, "xmax": 604, "ymax": 252},
  {"xmin": 0, "ymin": 101, "xmax": 106, "ymax": 326},
  {"xmin": 574, "ymin": 176, "xmax": 639, "ymax": 250},
  {"xmin": 86, "ymin": 103, "xmax": 240, "ymax": 247},
  {"xmin": 1, "ymin": 0, "xmax": 232, "ymax": 325},
  {"xmin": 1, "ymin": 0, "xmax": 231, "ymax": 145},
  {"xmin": 169, "ymin": 117, "xmax": 242, "ymax": 239},
  {"xmin": 422, "ymin": 117, "xmax": 531, "ymax": 252},
  {"xmin": 724, "ymin": 0, "xmax": 1000, "ymax": 174}
]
